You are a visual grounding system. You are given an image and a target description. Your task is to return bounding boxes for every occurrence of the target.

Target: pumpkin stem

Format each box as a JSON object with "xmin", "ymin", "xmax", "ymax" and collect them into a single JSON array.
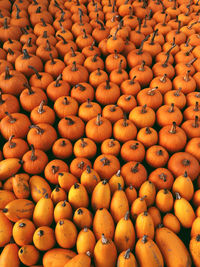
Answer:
[
  {"xmin": 78, "ymin": 8, "xmax": 83, "ymax": 25},
  {"xmin": 122, "ymin": 114, "xmax": 128, "ymax": 127},
  {"xmin": 0, "ymin": 10, "xmax": 4, "ymax": 18},
  {"xmin": 65, "ymin": 117, "xmax": 75, "ymax": 125},
  {"xmin": 92, "ymin": 54, "xmax": 98, "ymax": 62},
  {"xmin": 29, "ymin": 125, "xmax": 45, "ymax": 135},
  {"xmin": 124, "ymin": 248, "xmax": 131, "ymax": 259},
  {"xmin": 174, "ymin": 87, "xmax": 182, "ymax": 96},
  {"xmin": 183, "ymin": 171, "xmax": 188, "ymax": 177},
  {"xmin": 124, "ymin": 211, "xmax": 129, "ymax": 220},
  {"xmin": 108, "ymin": 139, "xmax": 115, "ymax": 147},
  {"xmin": 57, "ymin": 34, "xmax": 67, "ymax": 44},
  {"xmin": 163, "ymin": 188, "xmax": 168, "ymax": 194},
  {"xmin": 157, "ymin": 149, "xmax": 163, "ymax": 156},
  {"xmin": 110, "ymin": 105, "xmax": 117, "ymax": 112},
  {"xmin": 8, "ymin": 135, "xmax": 16, "ymax": 148},
  {"xmin": 45, "ymin": 40, "xmax": 51, "ymax": 51},
  {"xmin": 105, "ymin": 80, "xmax": 110, "ymax": 89},
  {"xmin": 136, "ymin": 17, "xmax": 142, "ymax": 33},
  {"xmin": 82, "ymin": 29, "xmax": 88, "ymax": 39},
  {"xmin": 137, "ymin": 35, "xmax": 150, "ymax": 54},
  {"xmin": 176, "ymin": 20, "xmax": 181, "ymax": 34},
  {"xmin": 175, "ymin": 192, "xmax": 181, "ymax": 200},
  {"xmin": 162, "ymin": 13, "xmax": 168, "ymax": 26},
  {"xmin": 60, "ymin": 140, "xmax": 66, "ymax": 147},
  {"xmin": 101, "ymin": 234, "xmax": 108, "ymax": 244},
  {"xmin": 139, "ymin": 60, "xmax": 146, "ymax": 71},
  {"xmin": 70, "ymin": 47, "xmax": 76, "ymax": 57},
  {"xmin": 22, "ymin": 49, "xmax": 31, "ymax": 59},
  {"xmin": 28, "ymin": 65, "xmax": 42, "ymax": 79},
  {"xmin": 75, "ymin": 84, "xmax": 86, "ymax": 91},
  {"xmin": 36, "ymin": 6, "xmax": 41, "ymax": 13},
  {"xmin": 96, "ymin": 68, "xmax": 102, "ymax": 76},
  {"xmin": 52, "ymin": 166, "xmax": 59, "ymax": 174},
  {"xmin": 30, "ymin": 144, "xmax": 37, "ymax": 161},
  {"xmin": 40, "ymin": 18, "xmax": 47, "ymax": 27},
  {"xmin": 24, "ymin": 83, "xmax": 34, "ymax": 95},
  {"xmin": 62, "ymin": 200, "xmax": 66, "ymax": 207},
  {"xmin": 97, "ymin": 20, "xmax": 105, "ymax": 30},
  {"xmin": 193, "ymin": 115, "xmax": 199, "ymax": 128},
  {"xmin": 63, "ymin": 97, "xmax": 69, "ymax": 105},
  {"xmin": 50, "ymin": 53, "xmax": 56, "ymax": 65},
  {"xmin": 5, "ymin": 66, "xmax": 12, "ymax": 80},
  {"xmin": 145, "ymin": 127, "xmax": 151, "ymax": 134},
  {"xmin": 42, "ymin": 31, "xmax": 48, "ymax": 39},
  {"xmin": 80, "ymin": 138, "xmax": 87, "ymax": 148},
  {"xmin": 166, "ymin": 43, "xmax": 176, "ymax": 56},
  {"xmin": 86, "ymin": 165, "xmax": 91, "ymax": 173},
  {"xmin": 131, "ymin": 162, "xmax": 139, "ymax": 173},
  {"xmin": 150, "ymin": 29, "xmax": 158, "ymax": 45},
  {"xmin": 116, "ymin": 170, "xmax": 121, "ymax": 177},
  {"xmin": 142, "ymin": 235, "xmax": 148, "ymax": 243},
  {"xmin": 141, "ymin": 104, "xmax": 147, "ymax": 114},
  {"xmin": 5, "ymin": 112, "xmax": 16, "ymax": 123},
  {"xmin": 96, "ymin": 114, "xmax": 102, "ymax": 126},
  {"xmin": 89, "ymin": 41, "xmax": 95, "ymax": 51},
  {"xmin": 159, "ymin": 173, "xmax": 167, "ymax": 182},
  {"xmin": 162, "ymin": 53, "xmax": 170, "ymax": 67},
  {"xmin": 102, "ymin": 179, "xmax": 108, "ymax": 185},
  {"xmin": 59, "ymin": 22, "xmax": 66, "ymax": 33},
  {"xmin": 194, "ymin": 102, "xmax": 199, "ymax": 111},
  {"xmin": 169, "ymin": 121, "xmax": 176, "ymax": 134},
  {"xmin": 196, "ymin": 235, "xmax": 200, "ymax": 242},
  {"xmin": 169, "ymin": 103, "xmax": 175, "ymax": 113},
  {"xmin": 0, "ymin": 89, "xmax": 5, "ymax": 105},
  {"xmin": 186, "ymin": 57, "xmax": 197, "ymax": 67},
  {"xmin": 130, "ymin": 142, "xmax": 139, "ymax": 150},
  {"xmin": 129, "ymin": 75, "xmax": 136, "ymax": 84},
  {"xmin": 26, "ymin": 37, "xmax": 33, "ymax": 47},
  {"xmin": 182, "ymin": 158, "xmax": 190, "ymax": 166},
  {"xmin": 55, "ymin": 74, "xmax": 62, "ymax": 87},
  {"xmin": 100, "ymin": 157, "xmax": 110, "ymax": 166},
  {"xmin": 59, "ymin": 12, "xmax": 65, "ymax": 23},
  {"xmin": 147, "ymin": 87, "xmax": 158, "ymax": 95},
  {"xmin": 86, "ymin": 98, "xmax": 92, "ymax": 107},
  {"xmin": 8, "ymin": 48, "xmax": 15, "ymax": 55},
  {"xmin": 184, "ymin": 70, "xmax": 191, "ymax": 82},
  {"xmin": 71, "ymin": 61, "xmax": 78, "ymax": 71},
  {"xmin": 159, "ymin": 73, "xmax": 167, "ymax": 83},
  {"xmin": 74, "ymin": 183, "xmax": 80, "ymax": 189},
  {"xmin": 186, "ymin": 46, "xmax": 195, "ymax": 56},
  {"xmin": 3, "ymin": 18, "xmax": 8, "ymax": 29},
  {"xmin": 117, "ymin": 59, "xmax": 123, "ymax": 74}
]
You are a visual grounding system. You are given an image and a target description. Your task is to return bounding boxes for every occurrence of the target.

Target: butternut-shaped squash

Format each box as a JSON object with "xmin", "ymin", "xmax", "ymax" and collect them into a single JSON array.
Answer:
[
  {"xmin": 33, "ymin": 193, "xmax": 54, "ymax": 227},
  {"xmin": 135, "ymin": 211, "xmax": 155, "ymax": 239},
  {"xmin": 76, "ymin": 227, "xmax": 96, "ymax": 256},
  {"xmin": 114, "ymin": 211, "xmax": 135, "ymax": 253},
  {"xmin": 91, "ymin": 180, "xmax": 111, "ymax": 211},
  {"xmin": 0, "ymin": 189, "xmax": 16, "ymax": 209},
  {"xmin": 29, "ymin": 175, "xmax": 52, "ymax": 203},
  {"xmin": 0, "ymin": 158, "xmax": 22, "ymax": 180},
  {"xmin": 110, "ymin": 183, "xmax": 129, "ymax": 223},
  {"xmin": 0, "ymin": 243, "xmax": 20, "ymax": 267},
  {"xmin": 64, "ymin": 252, "xmax": 91, "ymax": 267},
  {"xmin": 117, "ymin": 249, "xmax": 138, "ymax": 267},
  {"xmin": 174, "ymin": 192, "xmax": 196, "ymax": 228},
  {"xmin": 94, "ymin": 234, "xmax": 117, "ymax": 267},
  {"xmin": 43, "ymin": 248, "xmax": 77, "ymax": 267},
  {"xmin": 189, "ymin": 235, "xmax": 200, "ymax": 267},
  {"xmin": 0, "ymin": 210, "xmax": 13, "ymax": 247},
  {"xmin": 135, "ymin": 235, "xmax": 164, "ymax": 267},
  {"xmin": 93, "ymin": 208, "xmax": 115, "ymax": 240},
  {"xmin": 18, "ymin": 245, "xmax": 40, "ymax": 266},
  {"xmin": 155, "ymin": 226, "xmax": 192, "ymax": 267},
  {"xmin": 3, "ymin": 199, "xmax": 35, "ymax": 222}
]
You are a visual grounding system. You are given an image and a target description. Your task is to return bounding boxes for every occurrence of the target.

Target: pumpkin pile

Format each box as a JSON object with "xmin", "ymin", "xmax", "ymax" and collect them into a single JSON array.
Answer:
[{"xmin": 0, "ymin": 0, "xmax": 200, "ymax": 266}]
